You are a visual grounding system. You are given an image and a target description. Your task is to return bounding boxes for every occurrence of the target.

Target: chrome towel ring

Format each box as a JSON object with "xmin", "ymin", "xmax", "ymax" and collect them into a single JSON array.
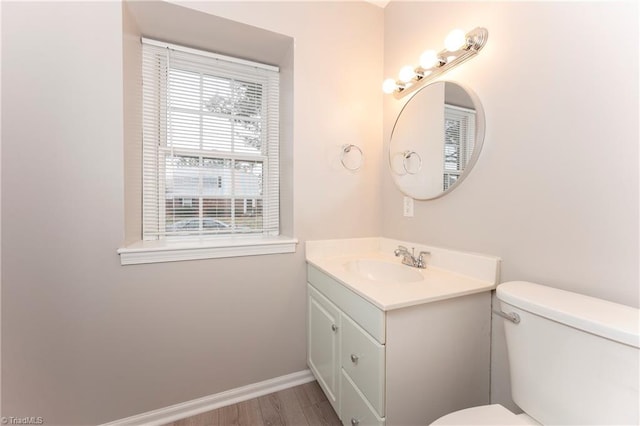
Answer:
[{"xmin": 340, "ymin": 144, "xmax": 364, "ymax": 171}]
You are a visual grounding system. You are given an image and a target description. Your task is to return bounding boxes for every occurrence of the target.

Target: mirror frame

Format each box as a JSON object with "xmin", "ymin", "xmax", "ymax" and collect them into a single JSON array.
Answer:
[{"xmin": 388, "ymin": 80, "xmax": 486, "ymax": 200}]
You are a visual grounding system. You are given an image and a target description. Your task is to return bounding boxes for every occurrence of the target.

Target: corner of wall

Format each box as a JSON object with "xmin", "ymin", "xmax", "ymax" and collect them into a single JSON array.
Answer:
[{"xmin": 122, "ymin": 1, "xmax": 143, "ymax": 245}]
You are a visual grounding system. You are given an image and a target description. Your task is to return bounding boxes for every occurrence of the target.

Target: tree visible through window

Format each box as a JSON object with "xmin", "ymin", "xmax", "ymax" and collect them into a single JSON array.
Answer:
[{"xmin": 141, "ymin": 40, "xmax": 280, "ymax": 240}]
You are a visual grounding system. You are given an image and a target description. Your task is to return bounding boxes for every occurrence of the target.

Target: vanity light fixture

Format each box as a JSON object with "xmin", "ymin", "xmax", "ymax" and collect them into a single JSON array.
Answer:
[{"xmin": 382, "ymin": 27, "xmax": 488, "ymax": 99}]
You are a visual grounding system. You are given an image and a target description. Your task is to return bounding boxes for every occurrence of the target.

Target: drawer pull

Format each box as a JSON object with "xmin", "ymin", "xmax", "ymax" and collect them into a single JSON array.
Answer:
[
  {"xmin": 350, "ymin": 418, "xmax": 359, "ymax": 426},
  {"xmin": 350, "ymin": 354, "xmax": 359, "ymax": 364},
  {"xmin": 331, "ymin": 324, "xmax": 338, "ymax": 332}
]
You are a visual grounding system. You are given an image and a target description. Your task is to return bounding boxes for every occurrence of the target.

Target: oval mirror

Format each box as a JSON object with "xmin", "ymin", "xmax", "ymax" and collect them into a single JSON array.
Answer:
[{"xmin": 388, "ymin": 81, "xmax": 485, "ymax": 200}]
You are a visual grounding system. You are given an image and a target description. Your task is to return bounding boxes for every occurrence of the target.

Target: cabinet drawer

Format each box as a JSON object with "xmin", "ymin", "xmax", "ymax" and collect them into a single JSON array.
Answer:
[
  {"xmin": 308, "ymin": 265, "xmax": 385, "ymax": 343},
  {"xmin": 341, "ymin": 314, "xmax": 385, "ymax": 416},
  {"xmin": 341, "ymin": 369, "xmax": 385, "ymax": 426}
]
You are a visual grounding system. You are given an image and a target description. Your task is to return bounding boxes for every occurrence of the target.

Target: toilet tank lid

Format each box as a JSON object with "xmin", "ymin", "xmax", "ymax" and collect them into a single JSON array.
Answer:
[{"xmin": 497, "ymin": 281, "xmax": 639, "ymax": 348}]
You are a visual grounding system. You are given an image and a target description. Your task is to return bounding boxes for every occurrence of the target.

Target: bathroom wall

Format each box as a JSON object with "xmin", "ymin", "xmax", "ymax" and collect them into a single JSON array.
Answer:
[
  {"xmin": 183, "ymin": 0, "xmax": 386, "ymax": 239},
  {"xmin": 382, "ymin": 0, "xmax": 639, "ymax": 411},
  {"xmin": 1, "ymin": 1, "xmax": 383, "ymax": 424},
  {"xmin": 3, "ymin": 0, "xmax": 637, "ymax": 423}
]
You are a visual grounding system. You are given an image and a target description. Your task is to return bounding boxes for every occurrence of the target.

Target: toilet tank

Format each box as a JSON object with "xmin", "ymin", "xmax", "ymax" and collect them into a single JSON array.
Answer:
[{"xmin": 497, "ymin": 281, "xmax": 639, "ymax": 425}]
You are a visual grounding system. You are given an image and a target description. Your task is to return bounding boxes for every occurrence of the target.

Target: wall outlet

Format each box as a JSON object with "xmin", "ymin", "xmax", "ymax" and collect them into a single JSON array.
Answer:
[{"xmin": 403, "ymin": 196, "xmax": 414, "ymax": 217}]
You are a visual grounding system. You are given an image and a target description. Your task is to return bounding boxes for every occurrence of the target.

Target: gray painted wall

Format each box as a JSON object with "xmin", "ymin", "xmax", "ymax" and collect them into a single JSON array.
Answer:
[{"xmin": 1, "ymin": 1, "xmax": 383, "ymax": 424}]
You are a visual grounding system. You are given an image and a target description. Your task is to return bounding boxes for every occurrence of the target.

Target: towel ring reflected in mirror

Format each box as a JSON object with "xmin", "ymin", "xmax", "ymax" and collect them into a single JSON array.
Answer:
[
  {"xmin": 402, "ymin": 150, "xmax": 422, "ymax": 175},
  {"xmin": 389, "ymin": 150, "xmax": 422, "ymax": 176}
]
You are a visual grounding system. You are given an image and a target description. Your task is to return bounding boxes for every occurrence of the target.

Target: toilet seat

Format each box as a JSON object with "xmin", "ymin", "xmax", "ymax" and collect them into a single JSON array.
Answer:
[{"xmin": 430, "ymin": 404, "xmax": 541, "ymax": 425}]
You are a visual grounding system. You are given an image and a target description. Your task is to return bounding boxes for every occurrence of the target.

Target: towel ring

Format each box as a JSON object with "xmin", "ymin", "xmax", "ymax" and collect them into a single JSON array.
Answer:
[
  {"xmin": 340, "ymin": 144, "xmax": 363, "ymax": 171},
  {"xmin": 402, "ymin": 150, "xmax": 422, "ymax": 175}
]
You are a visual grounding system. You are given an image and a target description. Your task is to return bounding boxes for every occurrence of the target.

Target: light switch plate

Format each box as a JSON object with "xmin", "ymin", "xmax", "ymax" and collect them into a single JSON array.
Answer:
[{"xmin": 403, "ymin": 196, "xmax": 414, "ymax": 217}]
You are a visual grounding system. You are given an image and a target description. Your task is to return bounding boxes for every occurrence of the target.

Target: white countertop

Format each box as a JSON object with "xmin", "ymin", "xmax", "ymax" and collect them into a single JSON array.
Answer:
[{"xmin": 306, "ymin": 238, "xmax": 501, "ymax": 311}]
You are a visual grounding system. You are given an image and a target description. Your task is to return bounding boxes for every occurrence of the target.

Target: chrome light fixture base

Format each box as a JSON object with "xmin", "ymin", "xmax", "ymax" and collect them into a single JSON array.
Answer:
[{"xmin": 385, "ymin": 27, "xmax": 488, "ymax": 99}]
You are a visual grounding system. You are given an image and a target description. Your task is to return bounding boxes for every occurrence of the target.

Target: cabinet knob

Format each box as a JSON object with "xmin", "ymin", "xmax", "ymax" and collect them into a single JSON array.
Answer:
[
  {"xmin": 350, "ymin": 354, "xmax": 359, "ymax": 364},
  {"xmin": 331, "ymin": 324, "xmax": 338, "ymax": 332},
  {"xmin": 351, "ymin": 418, "xmax": 359, "ymax": 426}
]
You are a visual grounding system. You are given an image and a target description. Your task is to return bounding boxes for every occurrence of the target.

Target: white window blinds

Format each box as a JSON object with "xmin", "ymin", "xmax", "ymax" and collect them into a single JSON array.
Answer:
[
  {"xmin": 142, "ymin": 39, "xmax": 280, "ymax": 240},
  {"xmin": 443, "ymin": 104, "xmax": 475, "ymax": 191}
]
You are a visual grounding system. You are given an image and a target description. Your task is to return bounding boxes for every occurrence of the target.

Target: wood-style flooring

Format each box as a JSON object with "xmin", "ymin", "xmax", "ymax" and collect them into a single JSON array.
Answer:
[{"xmin": 163, "ymin": 381, "xmax": 341, "ymax": 426}]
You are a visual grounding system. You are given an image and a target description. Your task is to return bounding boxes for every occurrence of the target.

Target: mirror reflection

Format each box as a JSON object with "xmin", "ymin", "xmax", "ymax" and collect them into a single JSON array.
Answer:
[{"xmin": 388, "ymin": 81, "xmax": 485, "ymax": 200}]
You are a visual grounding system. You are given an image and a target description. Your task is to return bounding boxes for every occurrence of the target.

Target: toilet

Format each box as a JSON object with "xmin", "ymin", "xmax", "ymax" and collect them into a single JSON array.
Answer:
[{"xmin": 431, "ymin": 281, "xmax": 640, "ymax": 425}]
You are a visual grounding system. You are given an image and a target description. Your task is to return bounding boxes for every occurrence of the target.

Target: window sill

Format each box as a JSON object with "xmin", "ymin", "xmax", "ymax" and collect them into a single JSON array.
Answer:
[{"xmin": 117, "ymin": 235, "xmax": 299, "ymax": 265}]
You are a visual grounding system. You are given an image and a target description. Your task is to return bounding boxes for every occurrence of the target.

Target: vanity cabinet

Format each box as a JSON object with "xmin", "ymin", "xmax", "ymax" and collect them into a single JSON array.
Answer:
[{"xmin": 307, "ymin": 264, "xmax": 492, "ymax": 426}]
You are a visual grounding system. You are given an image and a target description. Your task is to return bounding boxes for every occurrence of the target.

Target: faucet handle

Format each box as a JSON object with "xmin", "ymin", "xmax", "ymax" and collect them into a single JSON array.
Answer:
[
  {"xmin": 417, "ymin": 251, "xmax": 431, "ymax": 268},
  {"xmin": 394, "ymin": 245, "xmax": 408, "ymax": 256}
]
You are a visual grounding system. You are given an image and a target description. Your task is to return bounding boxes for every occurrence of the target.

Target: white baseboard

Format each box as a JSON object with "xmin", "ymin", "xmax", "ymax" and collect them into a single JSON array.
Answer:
[{"xmin": 101, "ymin": 369, "xmax": 315, "ymax": 426}]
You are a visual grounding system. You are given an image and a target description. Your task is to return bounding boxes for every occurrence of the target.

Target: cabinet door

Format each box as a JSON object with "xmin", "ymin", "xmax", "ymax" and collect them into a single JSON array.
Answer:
[{"xmin": 308, "ymin": 284, "xmax": 341, "ymax": 415}]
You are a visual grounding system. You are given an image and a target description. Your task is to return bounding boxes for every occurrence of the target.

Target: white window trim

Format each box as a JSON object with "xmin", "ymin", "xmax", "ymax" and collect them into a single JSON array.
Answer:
[
  {"xmin": 117, "ymin": 39, "xmax": 296, "ymax": 265},
  {"xmin": 118, "ymin": 236, "xmax": 298, "ymax": 265}
]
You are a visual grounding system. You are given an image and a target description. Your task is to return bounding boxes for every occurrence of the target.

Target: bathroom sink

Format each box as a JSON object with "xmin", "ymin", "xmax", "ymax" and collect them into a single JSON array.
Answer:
[{"xmin": 345, "ymin": 259, "xmax": 423, "ymax": 283}]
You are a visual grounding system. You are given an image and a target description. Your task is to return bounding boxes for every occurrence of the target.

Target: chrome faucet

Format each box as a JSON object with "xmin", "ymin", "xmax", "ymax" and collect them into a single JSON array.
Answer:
[{"xmin": 394, "ymin": 245, "xmax": 430, "ymax": 269}]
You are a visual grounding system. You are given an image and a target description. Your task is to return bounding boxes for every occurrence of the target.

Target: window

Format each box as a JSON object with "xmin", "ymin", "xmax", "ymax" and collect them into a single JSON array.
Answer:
[
  {"xmin": 443, "ymin": 104, "xmax": 476, "ymax": 191},
  {"xmin": 141, "ymin": 39, "xmax": 280, "ymax": 240}
]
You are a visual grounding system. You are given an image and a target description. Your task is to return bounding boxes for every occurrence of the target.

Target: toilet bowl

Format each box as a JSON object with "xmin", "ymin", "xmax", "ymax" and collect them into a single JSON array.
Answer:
[
  {"xmin": 431, "ymin": 404, "xmax": 539, "ymax": 425},
  {"xmin": 431, "ymin": 281, "xmax": 640, "ymax": 425}
]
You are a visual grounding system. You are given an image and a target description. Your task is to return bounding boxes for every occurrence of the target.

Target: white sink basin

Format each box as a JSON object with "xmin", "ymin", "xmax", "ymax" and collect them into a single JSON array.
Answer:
[{"xmin": 345, "ymin": 259, "xmax": 424, "ymax": 283}]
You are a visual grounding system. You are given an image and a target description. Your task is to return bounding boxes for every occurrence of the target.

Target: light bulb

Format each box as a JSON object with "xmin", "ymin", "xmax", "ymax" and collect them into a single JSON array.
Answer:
[
  {"xmin": 398, "ymin": 65, "xmax": 416, "ymax": 83},
  {"xmin": 445, "ymin": 29, "xmax": 467, "ymax": 51},
  {"xmin": 419, "ymin": 50, "xmax": 439, "ymax": 69},
  {"xmin": 382, "ymin": 78, "xmax": 398, "ymax": 94}
]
